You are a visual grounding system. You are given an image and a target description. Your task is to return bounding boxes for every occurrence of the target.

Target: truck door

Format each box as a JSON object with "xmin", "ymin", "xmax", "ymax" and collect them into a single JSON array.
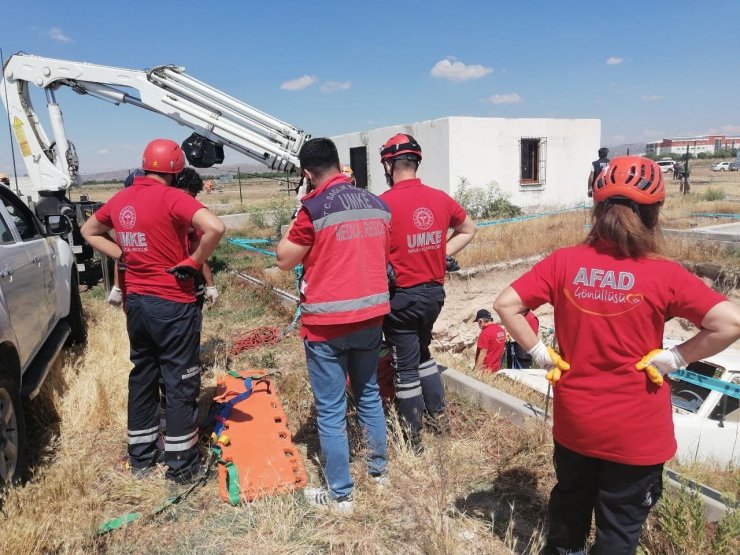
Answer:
[{"xmin": 0, "ymin": 189, "xmax": 53, "ymax": 363}]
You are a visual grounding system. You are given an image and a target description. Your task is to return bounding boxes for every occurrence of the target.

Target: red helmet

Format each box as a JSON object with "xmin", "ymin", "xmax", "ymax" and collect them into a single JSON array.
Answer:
[
  {"xmin": 141, "ymin": 139, "xmax": 186, "ymax": 174},
  {"xmin": 592, "ymin": 156, "xmax": 665, "ymax": 204},
  {"xmin": 380, "ymin": 133, "xmax": 422, "ymax": 163}
]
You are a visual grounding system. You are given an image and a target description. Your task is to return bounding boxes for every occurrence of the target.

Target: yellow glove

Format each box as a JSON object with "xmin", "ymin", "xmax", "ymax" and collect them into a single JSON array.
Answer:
[
  {"xmin": 528, "ymin": 341, "xmax": 571, "ymax": 386},
  {"xmin": 636, "ymin": 347, "xmax": 687, "ymax": 387}
]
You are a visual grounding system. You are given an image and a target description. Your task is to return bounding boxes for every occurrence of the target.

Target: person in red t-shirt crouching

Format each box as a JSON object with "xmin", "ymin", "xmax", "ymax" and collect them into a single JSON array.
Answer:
[
  {"xmin": 81, "ymin": 139, "xmax": 225, "ymax": 485},
  {"xmin": 472, "ymin": 309, "xmax": 506, "ymax": 372},
  {"xmin": 494, "ymin": 156, "xmax": 740, "ymax": 555}
]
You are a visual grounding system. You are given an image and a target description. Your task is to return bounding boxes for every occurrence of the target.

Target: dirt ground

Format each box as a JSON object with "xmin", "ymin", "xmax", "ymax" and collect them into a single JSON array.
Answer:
[{"xmin": 430, "ymin": 260, "xmax": 740, "ymax": 367}]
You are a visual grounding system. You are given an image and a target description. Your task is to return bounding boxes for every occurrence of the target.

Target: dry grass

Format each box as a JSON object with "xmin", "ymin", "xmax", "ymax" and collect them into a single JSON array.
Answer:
[
  {"xmin": 77, "ymin": 177, "xmax": 296, "ymax": 215},
  {"xmin": 1, "ymin": 270, "xmax": 559, "ymax": 554},
  {"xmin": 3, "ymin": 162, "xmax": 736, "ymax": 553}
]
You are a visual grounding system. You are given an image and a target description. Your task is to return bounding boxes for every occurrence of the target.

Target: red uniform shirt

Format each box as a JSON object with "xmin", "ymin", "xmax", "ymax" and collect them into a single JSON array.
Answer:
[
  {"xmin": 289, "ymin": 175, "xmax": 388, "ymax": 341},
  {"xmin": 512, "ymin": 243, "xmax": 726, "ymax": 465},
  {"xmin": 524, "ymin": 311, "xmax": 539, "ymax": 334},
  {"xmin": 95, "ymin": 176, "xmax": 204, "ymax": 303},
  {"xmin": 379, "ymin": 179, "xmax": 467, "ymax": 288},
  {"xmin": 476, "ymin": 323, "xmax": 506, "ymax": 372}
]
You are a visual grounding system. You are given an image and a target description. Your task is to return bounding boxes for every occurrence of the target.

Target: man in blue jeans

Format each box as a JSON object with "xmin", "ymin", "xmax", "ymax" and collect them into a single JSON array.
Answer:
[{"xmin": 277, "ymin": 138, "xmax": 391, "ymax": 513}]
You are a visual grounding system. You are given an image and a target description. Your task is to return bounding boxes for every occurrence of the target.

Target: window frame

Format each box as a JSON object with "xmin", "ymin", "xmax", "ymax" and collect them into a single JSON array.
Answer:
[{"xmin": 519, "ymin": 137, "xmax": 547, "ymax": 190}]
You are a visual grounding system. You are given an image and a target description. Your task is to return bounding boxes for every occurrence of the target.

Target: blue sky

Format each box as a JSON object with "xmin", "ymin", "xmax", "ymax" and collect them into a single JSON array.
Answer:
[{"xmin": 1, "ymin": 0, "xmax": 739, "ymax": 173}]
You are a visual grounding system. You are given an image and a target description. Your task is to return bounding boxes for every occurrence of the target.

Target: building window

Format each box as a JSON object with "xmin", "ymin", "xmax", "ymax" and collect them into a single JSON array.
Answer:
[{"xmin": 520, "ymin": 138, "xmax": 546, "ymax": 186}]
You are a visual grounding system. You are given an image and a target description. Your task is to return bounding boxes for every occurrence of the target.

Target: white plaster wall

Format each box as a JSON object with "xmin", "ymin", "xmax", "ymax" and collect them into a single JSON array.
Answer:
[
  {"xmin": 332, "ymin": 116, "xmax": 600, "ymax": 209},
  {"xmin": 332, "ymin": 119, "xmax": 450, "ymax": 196},
  {"xmin": 447, "ymin": 117, "xmax": 600, "ymax": 209}
]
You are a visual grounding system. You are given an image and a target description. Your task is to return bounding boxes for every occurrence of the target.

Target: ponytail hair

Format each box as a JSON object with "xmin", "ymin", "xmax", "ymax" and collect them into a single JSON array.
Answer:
[{"xmin": 585, "ymin": 201, "xmax": 663, "ymax": 258}]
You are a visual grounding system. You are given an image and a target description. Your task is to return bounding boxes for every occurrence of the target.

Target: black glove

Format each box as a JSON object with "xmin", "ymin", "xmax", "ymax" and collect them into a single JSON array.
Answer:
[
  {"xmin": 386, "ymin": 263, "xmax": 397, "ymax": 289},
  {"xmin": 446, "ymin": 255, "xmax": 460, "ymax": 272},
  {"xmin": 166, "ymin": 257, "xmax": 202, "ymax": 280}
]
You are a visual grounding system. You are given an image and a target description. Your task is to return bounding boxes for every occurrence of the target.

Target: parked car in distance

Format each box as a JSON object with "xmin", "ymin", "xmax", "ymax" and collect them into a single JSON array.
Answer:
[
  {"xmin": 729, "ymin": 162, "xmax": 738, "ymax": 171},
  {"xmin": 656, "ymin": 159, "xmax": 675, "ymax": 173},
  {"xmin": 0, "ymin": 185, "xmax": 86, "ymax": 485},
  {"xmin": 711, "ymin": 161, "xmax": 731, "ymax": 171}
]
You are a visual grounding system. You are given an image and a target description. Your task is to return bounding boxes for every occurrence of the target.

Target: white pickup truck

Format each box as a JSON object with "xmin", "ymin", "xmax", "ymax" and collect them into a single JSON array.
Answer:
[{"xmin": 0, "ymin": 184, "xmax": 86, "ymax": 484}]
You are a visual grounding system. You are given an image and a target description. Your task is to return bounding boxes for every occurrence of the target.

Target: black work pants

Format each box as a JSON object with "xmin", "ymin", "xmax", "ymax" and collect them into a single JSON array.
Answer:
[
  {"xmin": 126, "ymin": 294, "xmax": 202, "ymax": 480},
  {"xmin": 382, "ymin": 283, "xmax": 446, "ymax": 434},
  {"xmin": 545, "ymin": 442, "xmax": 664, "ymax": 555}
]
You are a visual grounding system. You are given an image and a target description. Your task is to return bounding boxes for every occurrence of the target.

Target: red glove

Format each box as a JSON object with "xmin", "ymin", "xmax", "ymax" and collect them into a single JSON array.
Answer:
[{"xmin": 166, "ymin": 257, "xmax": 202, "ymax": 280}]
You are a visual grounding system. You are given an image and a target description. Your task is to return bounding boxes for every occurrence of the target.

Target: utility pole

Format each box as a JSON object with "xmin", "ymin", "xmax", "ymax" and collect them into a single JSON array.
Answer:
[{"xmin": 237, "ymin": 166, "xmax": 243, "ymax": 206}]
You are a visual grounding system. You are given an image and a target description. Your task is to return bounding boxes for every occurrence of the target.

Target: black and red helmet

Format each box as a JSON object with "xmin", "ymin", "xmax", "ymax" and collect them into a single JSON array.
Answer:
[
  {"xmin": 380, "ymin": 134, "xmax": 422, "ymax": 163},
  {"xmin": 593, "ymin": 156, "xmax": 665, "ymax": 205}
]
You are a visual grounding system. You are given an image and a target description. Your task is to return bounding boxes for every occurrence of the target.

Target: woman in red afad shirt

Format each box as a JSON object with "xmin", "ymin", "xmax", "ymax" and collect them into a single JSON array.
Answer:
[{"xmin": 494, "ymin": 156, "xmax": 740, "ymax": 555}]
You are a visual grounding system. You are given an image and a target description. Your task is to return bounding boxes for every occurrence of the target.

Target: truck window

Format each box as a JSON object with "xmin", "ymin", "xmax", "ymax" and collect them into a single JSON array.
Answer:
[
  {"xmin": 0, "ymin": 212, "xmax": 14, "ymax": 244},
  {"xmin": 670, "ymin": 361, "xmax": 720, "ymax": 413},
  {"xmin": 710, "ymin": 376, "xmax": 740, "ymax": 422},
  {"xmin": 0, "ymin": 191, "xmax": 41, "ymax": 241}
]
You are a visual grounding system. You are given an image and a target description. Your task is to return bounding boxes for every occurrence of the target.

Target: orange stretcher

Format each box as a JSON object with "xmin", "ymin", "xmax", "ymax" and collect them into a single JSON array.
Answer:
[{"xmin": 212, "ymin": 370, "xmax": 307, "ymax": 504}]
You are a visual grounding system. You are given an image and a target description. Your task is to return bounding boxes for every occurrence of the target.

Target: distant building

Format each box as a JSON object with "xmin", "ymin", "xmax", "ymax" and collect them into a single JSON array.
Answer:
[
  {"xmin": 646, "ymin": 135, "xmax": 740, "ymax": 157},
  {"xmin": 332, "ymin": 116, "xmax": 600, "ymax": 209}
]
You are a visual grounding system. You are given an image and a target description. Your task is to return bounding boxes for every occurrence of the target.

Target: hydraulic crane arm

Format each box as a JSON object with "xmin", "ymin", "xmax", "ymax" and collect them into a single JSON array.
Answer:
[{"xmin": 1, "ymin": 53, "xmax": 309, "ymax": 196}]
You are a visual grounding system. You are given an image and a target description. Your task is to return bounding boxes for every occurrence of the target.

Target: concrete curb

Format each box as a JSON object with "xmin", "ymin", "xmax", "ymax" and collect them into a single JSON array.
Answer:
[{"xmin": 440, "ymin": 366, "xmax": 548, "ymax": 425}]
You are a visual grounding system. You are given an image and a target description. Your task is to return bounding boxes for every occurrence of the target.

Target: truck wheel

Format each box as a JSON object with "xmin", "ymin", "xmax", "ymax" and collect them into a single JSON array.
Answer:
[
  {"xmin": 66, "ymin": 269, "xmax": 87, "ymax": 346},
  {"xmin": 0, "ymin": 375, "xmax": 27, "ymax": 485}
]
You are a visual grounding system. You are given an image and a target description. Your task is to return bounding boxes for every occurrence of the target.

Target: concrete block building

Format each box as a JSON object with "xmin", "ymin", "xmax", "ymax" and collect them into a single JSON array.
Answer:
[{"xmin": 332, "ymin": 116, "xmax": 600, "ymax": 209}]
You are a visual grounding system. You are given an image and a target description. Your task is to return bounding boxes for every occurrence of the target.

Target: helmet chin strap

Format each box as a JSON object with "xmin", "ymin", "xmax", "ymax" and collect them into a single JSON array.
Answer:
[{"xmin": 384, "ymin": 160, "xmax": 396, "ymax": 187}]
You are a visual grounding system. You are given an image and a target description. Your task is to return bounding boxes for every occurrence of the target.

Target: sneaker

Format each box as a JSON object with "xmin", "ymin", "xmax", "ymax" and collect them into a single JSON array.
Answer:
[
  {"xmin": 370, "ymin": 473, "xmax": 390, "ymax": 488},
  {"xmin": 303, "ymin": 487, "xmax": 354, "ymax": 514}
]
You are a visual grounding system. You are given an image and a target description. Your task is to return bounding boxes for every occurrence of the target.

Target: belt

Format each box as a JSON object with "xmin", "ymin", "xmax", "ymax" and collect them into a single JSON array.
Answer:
[{"xmin": 395, "ymin": 281, "xmax": 443, "ymax": 291}]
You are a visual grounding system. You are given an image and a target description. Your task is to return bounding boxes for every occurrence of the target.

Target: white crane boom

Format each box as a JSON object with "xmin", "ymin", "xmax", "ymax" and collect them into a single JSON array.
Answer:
[{"xmin": 1, "ymin": 53, "xmax": 309, "ymax": 197}]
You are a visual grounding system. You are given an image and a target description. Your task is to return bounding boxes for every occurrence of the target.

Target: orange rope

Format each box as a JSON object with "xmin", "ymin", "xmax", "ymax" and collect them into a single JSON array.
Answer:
[{"xmin": 229, "ymin": 326, "xmax": 282, "ymax": 355}]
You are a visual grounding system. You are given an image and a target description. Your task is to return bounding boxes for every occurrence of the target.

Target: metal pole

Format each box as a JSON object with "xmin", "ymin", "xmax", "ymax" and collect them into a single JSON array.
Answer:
[
  {"xmin": 0, "ymin": 48, "xmax": 22, "ymax": 196},
  {"xmin": 238, "ymin": 166, "xmax": 243, "ymax": 205}
]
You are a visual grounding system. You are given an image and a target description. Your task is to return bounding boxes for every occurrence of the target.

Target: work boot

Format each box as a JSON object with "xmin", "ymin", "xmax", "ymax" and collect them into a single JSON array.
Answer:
[
  {"xmin": 426, "ymin": 411, "xmax": 451, "ymax": 436},
  {"xmin": 406, "ymin": 431, "xmax": 424, "ymax": 456}
]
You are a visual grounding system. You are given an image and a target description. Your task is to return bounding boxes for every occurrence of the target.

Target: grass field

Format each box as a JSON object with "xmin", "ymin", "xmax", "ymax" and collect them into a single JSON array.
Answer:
[{"xmin": 1, "ymin": 160, "xmax": 738, "ymax": 554}]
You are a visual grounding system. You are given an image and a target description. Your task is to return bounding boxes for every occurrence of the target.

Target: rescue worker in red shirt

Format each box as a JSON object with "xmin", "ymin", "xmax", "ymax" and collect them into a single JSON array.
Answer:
[
  {"xmin": 379, "ymin": 134, "xmax": 477, "ymax": 451},
  {"xmin": 277, "ymin": 138, "xmax": 391, "ymax": 513},
  {"xmin": 81, "ymin": 139, "xmax": 226, "ymax": 484},
  {"xmin": 173, "ymin": 168, "xmax": 218, "ymax": 308},
  {"xmin": 506, "ymin": 309, "xmax": 540, "ymax": 369},
  {"xmin": 494, "ymin": 156, "xmax": 740, "ymax": 554},
  {"xmin": 472, "ymin": 309, "xmax": 506, "ymax": 372}
]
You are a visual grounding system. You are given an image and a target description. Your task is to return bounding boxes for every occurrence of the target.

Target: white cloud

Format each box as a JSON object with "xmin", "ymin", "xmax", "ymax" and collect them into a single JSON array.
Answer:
[
  {"xmin": 641, "ymin": 94, "xmax": 663, "ymax": 102},
  {"xmin": 721, "ymin": 124, "xmax": 740, "ymax": 134},
  {"xmin": 97, "ymin": 148, "xmax": 109, "ymax": 155},
  {"xmin": 320, "ymin": 81, "xmax": 351, "ymax": 93},
  {"xmin": 606, "ymin": 56, "xmax": 623, "ymax": 65},
  {"xmin": 430, "ymin": 57, "xmax": 492, "ymax": 82},
  {"xmin": 48, "ymin": 27, "xmax": 73, "ymax": 43},
  {"xmin": 280, "ymin": 75, "xmax": 317, "ymax": 91},
  {"xmin": 488, "ymin": 93, "xmax": 523, "ymax": 105}
]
